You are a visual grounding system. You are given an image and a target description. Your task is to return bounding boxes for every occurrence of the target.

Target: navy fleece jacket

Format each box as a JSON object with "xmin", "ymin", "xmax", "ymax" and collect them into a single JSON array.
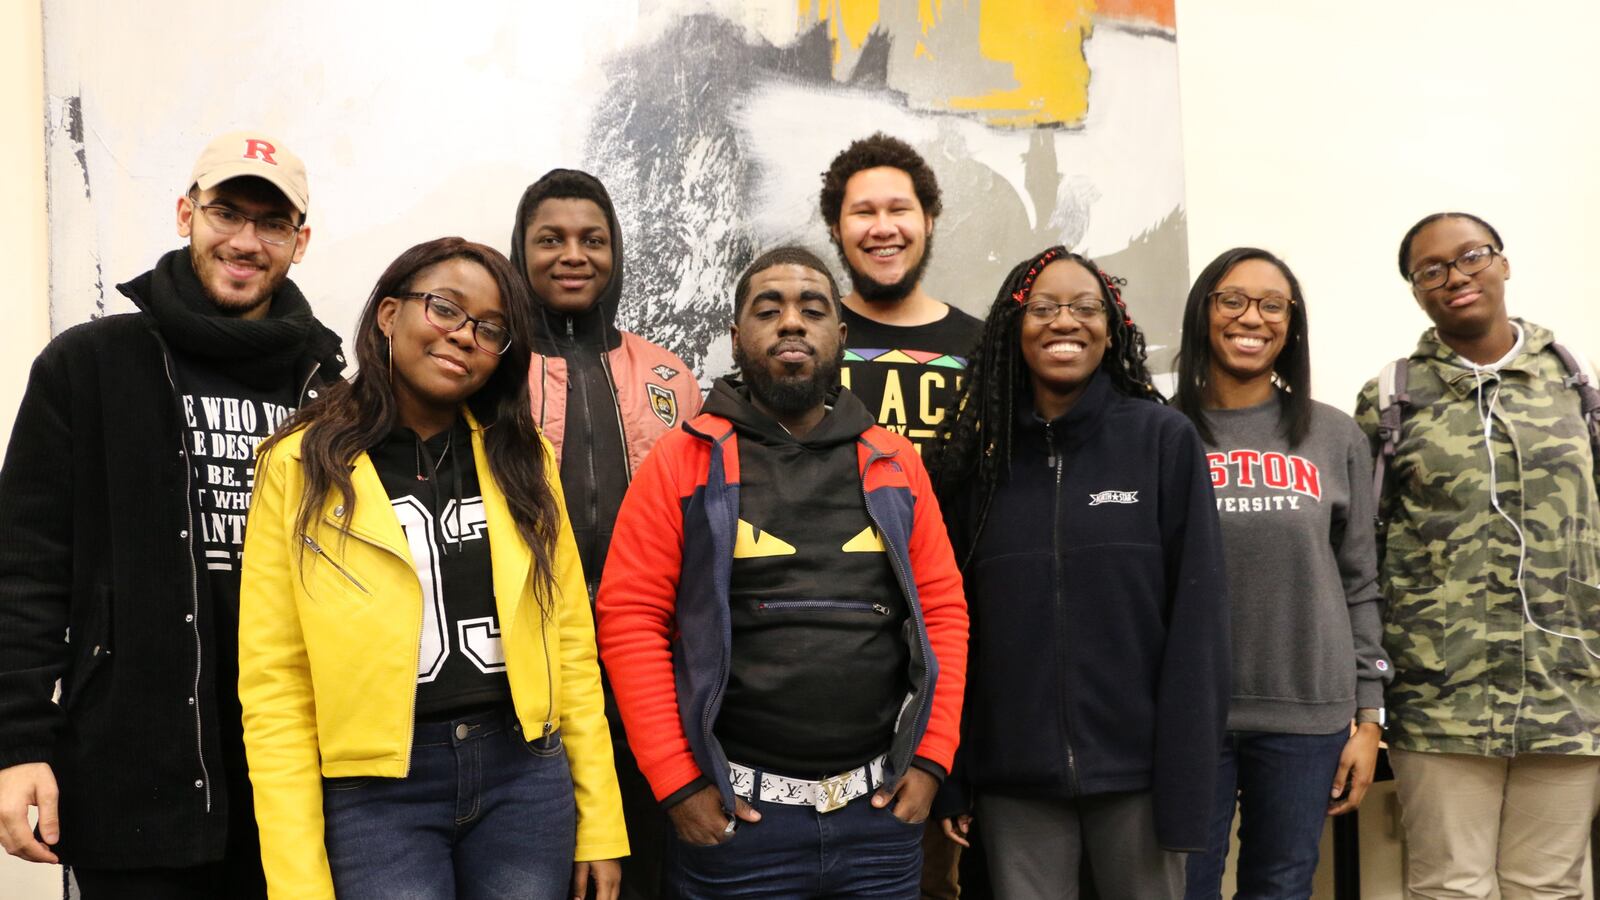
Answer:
[{"xmin": 939, "ymin": 372, "xmax": 1230, "ymax": 852}]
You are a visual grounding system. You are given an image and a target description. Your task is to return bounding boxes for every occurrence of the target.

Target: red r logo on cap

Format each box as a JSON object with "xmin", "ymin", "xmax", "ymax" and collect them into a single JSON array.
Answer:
[{"xmin": 243, "ymin": 139, "xmax": 278, "ymax": 166}]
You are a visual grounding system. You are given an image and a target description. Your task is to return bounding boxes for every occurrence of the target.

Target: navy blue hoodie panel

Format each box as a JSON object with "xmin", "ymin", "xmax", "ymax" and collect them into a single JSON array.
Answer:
[{"xmin": 671, "ymin": 434, "xmax": 739, "ymax": 814}]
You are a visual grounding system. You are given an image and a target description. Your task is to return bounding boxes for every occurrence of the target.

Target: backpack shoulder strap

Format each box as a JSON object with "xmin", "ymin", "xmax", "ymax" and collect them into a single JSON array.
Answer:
[
  {"xmin": 1548, "ymin": 341, "xmax": 1600, "ymax": 469},
  {"xmin": 1372, "ymin": 358, "xmax": 1410, "ymax": 518}
]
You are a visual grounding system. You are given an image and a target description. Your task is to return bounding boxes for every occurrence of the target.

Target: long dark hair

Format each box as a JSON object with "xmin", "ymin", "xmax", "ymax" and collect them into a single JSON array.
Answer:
[
  {"xmin": 927, "ymin": 247, "xmax": 1161, "ymax": 545},
  {"xmin": 259, "ymin": 237, "xmax": 562, "ymax": 612},
  {"xmin": 1172, "ymin": 247, "xmax": 1311, "ymax": 447}
]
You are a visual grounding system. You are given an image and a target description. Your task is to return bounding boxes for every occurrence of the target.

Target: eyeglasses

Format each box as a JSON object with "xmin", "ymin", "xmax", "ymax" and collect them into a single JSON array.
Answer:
[
  {"xmin": 188, "ymin": 198, "xmax": 301, "ymax": 246},
  {"xmin": 1022, "ymin": 298, "xmax": 1107, "ymax": 323},
  {"xmin": 1407, "ymin": 245, "xmax": 1498, "ymax": 291},
  {"xmin": 1210, "ymin": 290, "xmax": 1293, "ymax": 323},
  {"xmin": 397, "ymin": 292, "xmax": 514, "ymax": 355}
]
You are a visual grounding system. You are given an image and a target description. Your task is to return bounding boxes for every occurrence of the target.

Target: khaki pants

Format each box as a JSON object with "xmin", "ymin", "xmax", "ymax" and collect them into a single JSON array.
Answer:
[{"xmin": 1389, "ymin": 749, "xmax": 1600, "ymax": 899}]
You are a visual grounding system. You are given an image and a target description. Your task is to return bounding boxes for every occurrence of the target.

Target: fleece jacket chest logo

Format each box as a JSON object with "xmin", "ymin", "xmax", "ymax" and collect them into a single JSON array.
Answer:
[{"xmin": 1087, "ymin": 490, "xmax": 1139, "ymax": 506}]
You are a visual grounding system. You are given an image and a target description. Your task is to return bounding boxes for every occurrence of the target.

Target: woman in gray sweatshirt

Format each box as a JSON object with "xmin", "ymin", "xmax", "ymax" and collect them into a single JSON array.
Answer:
[{"xmin": 1172, "ymin": 248, "xmax": 1393, "ymax": 900}]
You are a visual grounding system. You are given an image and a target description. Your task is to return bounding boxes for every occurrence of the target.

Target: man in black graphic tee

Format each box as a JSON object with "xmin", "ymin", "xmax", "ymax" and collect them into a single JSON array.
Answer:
[
  {"xmin": 821, "ymin": 132, "xmax": 983, "ymax": 899},
  {"xmin": 0, "ymin": 132, "xmax": 344, "ymax": 898},
  {"xmin": 820, "ymin": 134, "xmax": 983, "ymax": 460}
]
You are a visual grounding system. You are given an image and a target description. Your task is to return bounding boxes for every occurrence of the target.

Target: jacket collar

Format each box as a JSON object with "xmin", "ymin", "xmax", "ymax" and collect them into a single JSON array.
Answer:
[
  {"xmin": 1016, "ymin": 369, "xmax": 1116, "ymax": 450},
  {"xmin": 308, "ymin": 409, "xmax": 535, "ymax": 622},
  {"xmin": 1411, "ymin": 317, "xmax": 1553, "ymax": 399}
]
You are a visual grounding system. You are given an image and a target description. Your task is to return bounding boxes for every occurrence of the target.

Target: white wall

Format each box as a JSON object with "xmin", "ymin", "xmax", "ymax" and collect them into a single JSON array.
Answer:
[
  {"xmin": 1177, "ymin": 0, "xmax": 1600, "ymax": 410},
  {"xmin": 4, "ymin": 1, "xmax": 1599, "ymax": 897}
]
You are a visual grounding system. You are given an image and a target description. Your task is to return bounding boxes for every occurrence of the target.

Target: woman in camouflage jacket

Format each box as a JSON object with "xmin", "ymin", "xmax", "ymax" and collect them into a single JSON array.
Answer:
[{"xmin": 1355, "ymin": 212, "xmax": 1600, "ymax": 899}]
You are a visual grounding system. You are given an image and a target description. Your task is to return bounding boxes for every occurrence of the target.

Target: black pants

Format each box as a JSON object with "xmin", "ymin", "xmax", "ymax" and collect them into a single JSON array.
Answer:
[
  {"xmin": 72, "ymin": 770, "xmax": 265, "ymax": 900},
  {"xmin": 610, "ymin": 700, "xmax": 668, "ymax": 900}
]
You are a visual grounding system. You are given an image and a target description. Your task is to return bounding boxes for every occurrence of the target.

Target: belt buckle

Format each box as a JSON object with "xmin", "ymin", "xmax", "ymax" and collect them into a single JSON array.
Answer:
[{"xmin": 815, "ymin": 770, "xmax": 852, "ymax": 813}]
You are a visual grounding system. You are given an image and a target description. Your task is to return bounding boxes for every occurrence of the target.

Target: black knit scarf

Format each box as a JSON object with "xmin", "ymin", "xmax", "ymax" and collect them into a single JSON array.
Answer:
[{"xmin": 123, "ymin": 249, "xmax": 314, "ymax": 390}]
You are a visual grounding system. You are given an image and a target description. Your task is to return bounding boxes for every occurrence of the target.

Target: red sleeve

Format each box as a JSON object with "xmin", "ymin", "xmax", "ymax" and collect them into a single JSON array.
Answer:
[
  {"xmin": 904, "ymin": 450, "xmax": 969, "ymax": 774},
  {"xmin": 595, "ymin": 432, "xmax": 704, "ymax": 801}
]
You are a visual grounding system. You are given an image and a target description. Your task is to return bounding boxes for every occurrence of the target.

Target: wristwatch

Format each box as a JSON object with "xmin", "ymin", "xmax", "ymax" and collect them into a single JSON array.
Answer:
[{"xmin": 1354, "ymin": 708, "xmax": 1386, "ymax": 729}]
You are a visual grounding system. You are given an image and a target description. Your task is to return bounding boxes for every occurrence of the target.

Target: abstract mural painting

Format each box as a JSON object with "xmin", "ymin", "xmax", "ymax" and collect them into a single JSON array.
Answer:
[{"xmin": 43, "ymin": 0, "xmax": 1185, "ymax": 378}]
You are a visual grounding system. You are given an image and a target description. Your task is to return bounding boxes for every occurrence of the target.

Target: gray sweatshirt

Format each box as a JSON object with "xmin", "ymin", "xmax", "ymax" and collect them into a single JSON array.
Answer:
[{"xmin": 1202, "ymin": 396, "xmax": 1392, "ymax": 734}]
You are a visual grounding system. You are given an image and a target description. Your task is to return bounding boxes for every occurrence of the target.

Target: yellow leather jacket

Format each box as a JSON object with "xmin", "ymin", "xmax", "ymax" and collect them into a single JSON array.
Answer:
[{"xmin": 239, "ymin": 414, "xmax": 627, "ymax": 898}]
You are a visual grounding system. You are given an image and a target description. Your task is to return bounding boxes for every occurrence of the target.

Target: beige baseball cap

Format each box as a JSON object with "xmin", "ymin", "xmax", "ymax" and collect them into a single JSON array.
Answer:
[{"xmin": 189, "ymin": 131, "xmax": 309, "ymax": 214}]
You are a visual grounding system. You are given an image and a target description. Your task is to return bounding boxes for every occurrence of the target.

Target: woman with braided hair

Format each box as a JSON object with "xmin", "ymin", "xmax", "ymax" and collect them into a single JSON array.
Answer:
[{"xmin": 926, "ymin": 247, "xmax": 1230, "ymax": 899}]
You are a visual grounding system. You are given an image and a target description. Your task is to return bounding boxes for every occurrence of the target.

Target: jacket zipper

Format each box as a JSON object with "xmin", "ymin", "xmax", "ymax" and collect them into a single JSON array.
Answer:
[
  {"xmin": 337, "ymin": 522, "xmax": 425, "ymax": 773},
  {"xmin": 701, "ymin": 441, "xmax": 735, "ymax": 769},
  {"xmin": 1044, "ymin": 421, "xmax": 1081, "ymax": 795},
  {"xmin": 158, "ymin": 344, "xmax": 212, "ymax": 813},
  {"xmin": 537, "ymin": 611, "xmax": 555, "ymax": 748},
  {"xmin": 597, "ymin": 349, "xmax": 634, "ymax": 482},
  {"xmin": 756, "ymin": 599, "xmax": 890, "ymax": 615},
  {"xmin": 298, "ymin": 360, "xmax": 322, "ymax": 405},
  {"xmin": 300, "ymin": 534, "xmax": 371, "ymax": 594},
  {"xmin": 566, "ymin": 318, "xmax": 602, "ymax": 569},
  {"xmin": 857, "ymin": 453, "xmax": 934, "ymax": 781}
]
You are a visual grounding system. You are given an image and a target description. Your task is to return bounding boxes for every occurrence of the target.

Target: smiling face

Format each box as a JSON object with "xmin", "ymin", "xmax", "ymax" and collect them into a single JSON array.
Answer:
[
  {"xmin": 731, "ymin": 263, "xmax": 846, "ymax": 418},
  {"xmin": 176, "ymin": 177, "xmax": 309, "ymax": 318},
  {"xmin": 377, "ymin": 257, "xmax": 505, "ymax": 429},
  {"xmin": 1207, "ymin": 258, "xmax": 1292, "ymax": 388},
  {"xmin": 521, "ymin": 197, "xmax": 614, "ymax": 315},
  {"xmin": 1018, "ymin": 259, "xmax": 1110, "ymax": 417},
  {"xmin": 1406, "ymin": 216, "xmax": 1510, "ymax": 341},
  {"xmin": 830, "ymin": 166, "xmax": 933, "ymax": 302}
]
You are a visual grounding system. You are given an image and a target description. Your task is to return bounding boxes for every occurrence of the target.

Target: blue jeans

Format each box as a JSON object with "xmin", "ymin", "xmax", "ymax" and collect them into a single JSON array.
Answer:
[
  {"xmin": 322, "ymin": 708, "xmax": 577, "ymax": 900},
  {"xmin": 665, "ymin": 781, "xmax": 923, "ymax": 898},
  {"xmin": 1183, "ymin": 728, "xmax": 1348, "ymax": 900}
]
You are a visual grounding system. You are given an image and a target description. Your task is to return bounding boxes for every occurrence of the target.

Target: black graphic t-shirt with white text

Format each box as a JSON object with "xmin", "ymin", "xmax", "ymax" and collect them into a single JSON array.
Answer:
[
  {"xmin": 172, "ymin": 354, "xmax": 299, "ymax": 774},
  {"xmin": 840, "ymin": 305, "xmax": 983, "ymax": 457},
  {"xmin": 174, "ymin": 357, "xmax": 298, "ymax": 582},
  {"xmin": 370, "ymin": 422, "xmax": 511, "ymax": 720}
]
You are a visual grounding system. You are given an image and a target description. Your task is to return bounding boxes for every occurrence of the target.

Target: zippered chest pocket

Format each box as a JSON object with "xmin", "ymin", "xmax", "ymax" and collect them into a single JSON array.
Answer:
[
  {"xmin": 754, "ymin": 598, "xmax": 892, "ymax": 616},
  {"xmin": 299, "ymin": 533, "xmax": 373, "ymax": 600}
]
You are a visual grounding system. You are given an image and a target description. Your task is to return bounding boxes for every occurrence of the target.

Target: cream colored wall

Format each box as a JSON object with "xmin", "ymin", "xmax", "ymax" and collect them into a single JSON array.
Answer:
[
  {"xmin": 0, "ymin": 6, "xmax": 64, "ymax": 898},
  {"xmin": 2, "ymin": 1, "xmax": 1597, "ymax": 898},
  {"xmin": 4, "ymin": 0, "xmax": 49, "ymax": 434}
]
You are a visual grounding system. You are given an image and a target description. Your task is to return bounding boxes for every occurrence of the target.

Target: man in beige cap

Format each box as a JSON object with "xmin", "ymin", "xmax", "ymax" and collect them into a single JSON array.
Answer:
[{"xmin": 0, "ymin": 131, "xmax": 345, "ymax": 898}]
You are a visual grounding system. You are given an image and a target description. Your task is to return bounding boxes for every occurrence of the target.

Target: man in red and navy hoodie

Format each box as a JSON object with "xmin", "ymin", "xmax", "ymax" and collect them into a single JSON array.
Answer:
[{"xmin": 597, "ymin": 246, "xmax": 967, "ymax": 898}]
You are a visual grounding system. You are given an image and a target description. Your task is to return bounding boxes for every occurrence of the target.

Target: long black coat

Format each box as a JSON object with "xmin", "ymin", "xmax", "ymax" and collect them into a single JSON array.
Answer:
[{"xmin": 0, "ymin": 292, "xmax": 343, "ymax": 868}]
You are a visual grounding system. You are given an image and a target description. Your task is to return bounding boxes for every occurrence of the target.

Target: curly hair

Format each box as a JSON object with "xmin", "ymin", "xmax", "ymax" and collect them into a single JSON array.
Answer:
[
  {"xmin": 818, "ymin": 133, "xmax": 943, "ymax": 229},
  {"xmin": 926, "ymin": 247, "xmax": 1162, "ymax": 558}
]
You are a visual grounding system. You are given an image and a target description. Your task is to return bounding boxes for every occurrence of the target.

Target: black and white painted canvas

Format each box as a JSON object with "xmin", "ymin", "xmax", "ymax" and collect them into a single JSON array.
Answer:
[{"xmin": 43, "ymin": 0, "xmax": 1187, "ymax": 378}]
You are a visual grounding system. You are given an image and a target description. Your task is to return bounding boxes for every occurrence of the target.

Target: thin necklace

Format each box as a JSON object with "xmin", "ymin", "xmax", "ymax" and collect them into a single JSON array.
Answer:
[{"xmin": 415, "ymin": 432, "xmax": 453, "ymax": 482}]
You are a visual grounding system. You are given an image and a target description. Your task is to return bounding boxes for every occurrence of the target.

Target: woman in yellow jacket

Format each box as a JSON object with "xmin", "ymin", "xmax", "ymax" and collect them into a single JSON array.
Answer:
[{"xmin": 240, "ymin": 237, "xmax": 627, "ymax": 900}]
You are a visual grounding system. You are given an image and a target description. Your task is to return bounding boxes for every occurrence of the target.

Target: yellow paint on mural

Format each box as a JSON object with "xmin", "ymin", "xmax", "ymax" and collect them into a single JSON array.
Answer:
[
  {"xmin": 801, "ymin": 0, "xmax": 882, "ymax": 62},
  {"xmin": 948, "ymin": 0, "xmax": 1094, "ymax": 127},
  {"xmin": 799, "ymin": 0, "xmax": 1093, "ymax": 128}
]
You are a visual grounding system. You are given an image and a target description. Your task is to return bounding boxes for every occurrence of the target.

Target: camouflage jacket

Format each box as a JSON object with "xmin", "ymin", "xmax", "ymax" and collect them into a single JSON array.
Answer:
[{"xmin": 1355, "ymin": 320, "xmax": 1600, "ymax": 756}]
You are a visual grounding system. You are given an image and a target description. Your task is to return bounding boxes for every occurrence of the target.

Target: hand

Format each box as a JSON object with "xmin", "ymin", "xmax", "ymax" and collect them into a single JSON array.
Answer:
[
  {"xmin": 1328, "ymin": 723, "xmax": 1382, "ymax": 816},
  {"xmin": 871, "ymin": 767, "xmax": 938, "ymax": 824},
  {"xmin": 570, "ymin": 858, "xmax": 621, "ymax": 900},
  {"xmin": 0, "ymin": 762, "xmax": 60, "ymax": 864},
  {"xmin": 666, "ymin": 785, "xmax": 759, "ymax": 847},
  {"xmin": 941, "ymin": 813, "xmax": 974, "ymax": 848}
]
